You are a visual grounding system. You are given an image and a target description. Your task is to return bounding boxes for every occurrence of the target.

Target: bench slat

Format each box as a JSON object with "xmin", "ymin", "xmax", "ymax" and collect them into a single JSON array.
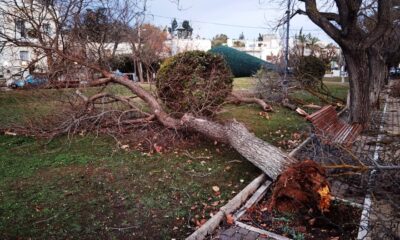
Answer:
[{"xmin": 307, "ymin": 105, "xmax": 362, "ymax": 147}]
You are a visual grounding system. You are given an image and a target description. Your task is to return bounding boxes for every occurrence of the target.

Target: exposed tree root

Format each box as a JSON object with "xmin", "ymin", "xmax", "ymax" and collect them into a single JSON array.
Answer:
[{"xmin": 268, "ymin": 160, "xmax": 331, "ymax": 213}]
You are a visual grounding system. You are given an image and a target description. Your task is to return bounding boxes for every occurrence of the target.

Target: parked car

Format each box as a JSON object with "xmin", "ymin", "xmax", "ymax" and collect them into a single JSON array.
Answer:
[
  {"xmin": 389, "ymin": 67, "xmax": 400, "ymax": 78},
  {"xmin": 8, "ymin": 75, "xmax": 47, "ymax": 89}
]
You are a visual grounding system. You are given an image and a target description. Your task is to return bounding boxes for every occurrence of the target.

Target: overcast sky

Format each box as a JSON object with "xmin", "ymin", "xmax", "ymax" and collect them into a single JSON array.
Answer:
[{"xmin": 145, "ymin": 0, "xmax": 334, "ymax": 43}]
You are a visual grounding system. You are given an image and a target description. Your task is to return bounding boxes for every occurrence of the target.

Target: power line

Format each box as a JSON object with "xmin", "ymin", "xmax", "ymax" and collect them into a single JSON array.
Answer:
[
  {"xmin": 147, "ymin": 13, "xmax": 324, "ymax": 32},
  {"xmin": 149, "ymin": 14, "xmax": 270, "ymax": 29}
]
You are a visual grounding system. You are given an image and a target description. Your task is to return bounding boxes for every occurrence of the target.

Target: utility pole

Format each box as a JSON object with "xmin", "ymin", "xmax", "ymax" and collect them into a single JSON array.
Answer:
[{"xmin": 283, "ymin": 0, "xmax": 291, "ymax": 97}]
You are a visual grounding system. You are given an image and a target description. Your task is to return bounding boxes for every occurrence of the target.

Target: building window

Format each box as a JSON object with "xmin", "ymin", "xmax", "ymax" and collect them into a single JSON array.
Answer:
[
  {"xmin": 15, "ymin": 20, "xmax": 26, "ymax": 38},
  {"xmin": 20, "ymin": 51, "xmax": 29, "ymax": 61}
]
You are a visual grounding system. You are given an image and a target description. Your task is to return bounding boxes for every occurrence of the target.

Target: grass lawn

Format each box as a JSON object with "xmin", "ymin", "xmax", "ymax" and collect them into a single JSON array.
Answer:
[
  {"xmin": 0, "ymin": 78, "xmax": 347, "ymax": 239},
  {"xmin": 291, "ymin": 81, "xmax": 349, "ymax": 108}
]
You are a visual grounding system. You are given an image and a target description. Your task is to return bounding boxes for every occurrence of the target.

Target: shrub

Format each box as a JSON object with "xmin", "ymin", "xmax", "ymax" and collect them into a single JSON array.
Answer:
[
  {"xmin": 156, "ymin": 51, "xmax": 233, "ymax": 116},
  {"xmin": 209, "ymin": 46, "xmax": 275, "ymax": 77},
  {"xmin": 294, "ymin": 56, "xmax": 326, "ymax": 87},
  {"xmin": 108, "ymin": 55, "xmax": 135, "ymax": 73},
  {"xmin": 254, "ymin": 68, "xmax": 284, "ymax": 102}
]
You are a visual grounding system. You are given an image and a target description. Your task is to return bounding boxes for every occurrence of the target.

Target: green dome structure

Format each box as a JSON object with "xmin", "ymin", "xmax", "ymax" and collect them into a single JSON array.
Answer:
[{"xmin": 209, "ymin": 46, "xmax": 275, "ymax": 77}]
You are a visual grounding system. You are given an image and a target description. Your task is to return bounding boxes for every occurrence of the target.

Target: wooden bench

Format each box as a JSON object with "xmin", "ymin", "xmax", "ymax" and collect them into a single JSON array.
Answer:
[{"xmin": 306, "ymin": 105, "xmax": 363, "ymax": 147}]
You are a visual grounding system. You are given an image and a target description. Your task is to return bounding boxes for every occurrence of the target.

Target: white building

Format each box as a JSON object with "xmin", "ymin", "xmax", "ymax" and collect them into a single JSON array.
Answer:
[
  {"xmin": 165, "ymin": 38, "xmax": 212, "ymax": 56},
  {"xmin": 227, "ymin": 34, "xmax": 285, "ymax": 62},
  {"xmin": 0, "ymin": 0, "xmax": 56, "ymax": 84}
]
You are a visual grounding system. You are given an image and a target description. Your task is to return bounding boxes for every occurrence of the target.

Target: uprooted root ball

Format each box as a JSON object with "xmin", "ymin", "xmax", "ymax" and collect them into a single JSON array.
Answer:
[{"xmin": 269, "ymin": 160, "xmax": 331, "ymax": 214}]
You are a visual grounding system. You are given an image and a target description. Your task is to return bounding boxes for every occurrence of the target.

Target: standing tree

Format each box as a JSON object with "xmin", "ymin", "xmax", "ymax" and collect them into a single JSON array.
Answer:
[
  {"xmin": 293, "ymin": 0, "xmax": 393, "ymax": 125},
  {"xmin": 168, "ymin": 18, "xmax": 178, "ymax": 35},
  {"xmin": 258, "ymin": 33, "xmax": 263, "ymax": 41},
  {"xmin": 211, "ymin": 34, "xmax": 228, "ymax": 47},
  {"xmin": 181, "ymin": 20, "xmax": 193, "ymax": 39},
  {"xmin": 239, "ymin": 32, "xmax": 245, "ymax": 40},
  {"xmin": 136, "ymin": 24, "xmax": 168, "ymax": 81}
]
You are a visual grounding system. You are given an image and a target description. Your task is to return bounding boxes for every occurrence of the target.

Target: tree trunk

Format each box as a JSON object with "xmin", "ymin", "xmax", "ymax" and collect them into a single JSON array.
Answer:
[
  {"xmin": 182, "ymin": 116, "xmax": 296, "ymax": 180},
  {"xmin": 368, "ymin": 48, "xmax": 386, "ymax": 109},
  {"xmin": 224, "ymin": 121, "xmax": 297, "ymax": 180},
  {"xmin": 137, "ymin": 60, "xmax": 144, "ymax": 83},
  {"xmin": 344, "ymin": 51, "xmax": 371, "ymax": 125}
]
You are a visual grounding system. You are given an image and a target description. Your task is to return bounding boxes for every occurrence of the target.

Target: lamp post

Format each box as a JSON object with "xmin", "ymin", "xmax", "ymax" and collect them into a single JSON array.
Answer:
[{"xmin": 283, "ymin": 0, "xmax": 291, "ymax": 97}]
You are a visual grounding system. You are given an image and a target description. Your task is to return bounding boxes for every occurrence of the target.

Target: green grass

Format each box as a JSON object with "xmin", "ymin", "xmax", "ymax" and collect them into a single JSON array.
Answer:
[
  {"xmin": 0, "ymin": 77, "xmax": 346, "ymax": 239},
  {"xmin": 0, "ymin": 134, "xmax": 259, "ymax": 239},
  {"xmin": 233, "ymin": 77, "xmax": 256, "ymax": 90},
  {"xmin": 323, "ymin": 76, "xmax": 349, "ymax": 83},
  {"xmin": 218, "ymin": 104, "xmax": 308, "ymax": 145},
  {"xmin": 291, "ymin": 82, "xmax": 349, "ymax": 107}
]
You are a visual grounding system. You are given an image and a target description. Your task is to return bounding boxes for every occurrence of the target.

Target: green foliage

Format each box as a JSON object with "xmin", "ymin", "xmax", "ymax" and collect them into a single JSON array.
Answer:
[
  {"xmin": 156, "ymin": 51, "xmax": 233, "ymax": 116},
  {"xmin": 209, "ymin": 46, "xmax": 275, "ymax": 77},
  {"xmin": 82, "ymin": 8, "xmax": 109, "ymax": 42},
  {"xmin": 294, "ymin": 55, "xmax": 326, "ymax": 87},
  {"xmin": 211, "ymin": 34, "xmax": 228, "ymax": 47},
  {"xmin": 258, "ymin": 33, "xmax": 263, "ymax": 41},
  {"xmin": 282, "ymin": 225, "xmax": 305, "ymax": 240},
  {"xmin": 168, "ymin": 18, "xmax": 178, "ymax": 34},
  {"xmin": 108, "ymin": 55, "xmax": 135, "ymax": 73}
]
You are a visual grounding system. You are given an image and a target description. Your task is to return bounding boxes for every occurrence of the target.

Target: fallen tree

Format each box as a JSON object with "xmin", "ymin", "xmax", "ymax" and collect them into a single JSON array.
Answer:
[
  {"xmin": 0, "ymin": 0, "xmax": 294, "ymax": 180},
  {"xmin": 94, "ymin": 74, "xmax": 296, "ymax": 180}
]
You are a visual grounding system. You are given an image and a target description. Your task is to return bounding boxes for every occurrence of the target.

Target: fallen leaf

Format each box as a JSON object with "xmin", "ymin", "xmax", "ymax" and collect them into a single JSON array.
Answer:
[
  {"xmin": 308, "ymin": 218, "xmax": 316, "ymax": 226},
  {"xmin": 196, "ymin": 219, "xmax": 207, "ymax": 227},
  {"xmin": 121, "ymin": 144, "xmax": 129, "ymax": 150},
  {"xmin": 260, "ymin": 207, "xmax": 268, "ymax": 212},
  {"xmin": 212, "ymin": 186, "xmax": 220, "ymax": 192},
  {"xmin": 153, "ymin": 144, "xmax": 162, "ymax": 153},
  {"xmin": 211, "ymin": 201, "xmax": 219, "ymax": 206},
  {"xmin": 226, "ymin": 214, "xmax": 234, "ymax": 225}
]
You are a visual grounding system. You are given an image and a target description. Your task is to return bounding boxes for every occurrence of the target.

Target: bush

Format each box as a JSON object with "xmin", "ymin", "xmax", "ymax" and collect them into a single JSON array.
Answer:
[
  {"xmin": 255, "ymin": 68, "xmax": 284, "ymax": 102},
  {"xmin": 209, "ymin": 46, "xmax": 275, "ymax": 77},
  {"xmin": 156, "ymin": 51, "xmax": 233, "ymax": 116},
  {"xmin": 108, "ymin": 55, "xmax": 135, "ymax": 73},
  {"xmin": 294, "ymin": 56, "xmax": 326, "ymax": 87}
]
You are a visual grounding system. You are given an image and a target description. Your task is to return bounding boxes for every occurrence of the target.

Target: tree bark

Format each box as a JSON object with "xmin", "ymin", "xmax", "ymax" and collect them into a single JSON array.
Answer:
[
  {"xmin": 368, "ymin": 48, "xmax": 386, "ymax": 109},
  {"xmin": 137, "ymin": 60, "xmax": 144, "ymax": 82},
  {"xmin": 181, "ymin": 116, "xmax": 296, "ymax": 180},
  {"xmin": 224, "ymin": 121, "xmax": 297, "ymax": 180},
  {"xmin": 344, "ymin": 51, "xmax": 371, "ymax": 126}
]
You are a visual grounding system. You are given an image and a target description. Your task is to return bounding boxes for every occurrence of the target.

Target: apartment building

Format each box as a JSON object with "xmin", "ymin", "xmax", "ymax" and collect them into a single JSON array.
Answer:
[{"xmin": 0, "ymin": 0, "xmax": 55, "ymax": 85}]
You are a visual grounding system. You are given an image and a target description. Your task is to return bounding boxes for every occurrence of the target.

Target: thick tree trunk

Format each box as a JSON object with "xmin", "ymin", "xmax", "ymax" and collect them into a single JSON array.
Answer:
[
  {"xmin": 344, "ymin": 51, "xmax": 371, "ymax": 126},
  {"xmin": 368, "ymin": 48, "xmax": 386, "ymax": 109},
  {"xmin": 182, "ymin": 116, "xmax": 296, "ymax": 180},
  {"xmin": 224, "ymin": 121, "xmax": 297, "ymax": 180}
]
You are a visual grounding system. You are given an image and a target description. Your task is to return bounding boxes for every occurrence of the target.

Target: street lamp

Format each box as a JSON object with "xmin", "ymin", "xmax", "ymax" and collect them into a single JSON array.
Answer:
[{"xmin": 283, "ymin": 0, "xmax": 291, "ymax": 97}]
